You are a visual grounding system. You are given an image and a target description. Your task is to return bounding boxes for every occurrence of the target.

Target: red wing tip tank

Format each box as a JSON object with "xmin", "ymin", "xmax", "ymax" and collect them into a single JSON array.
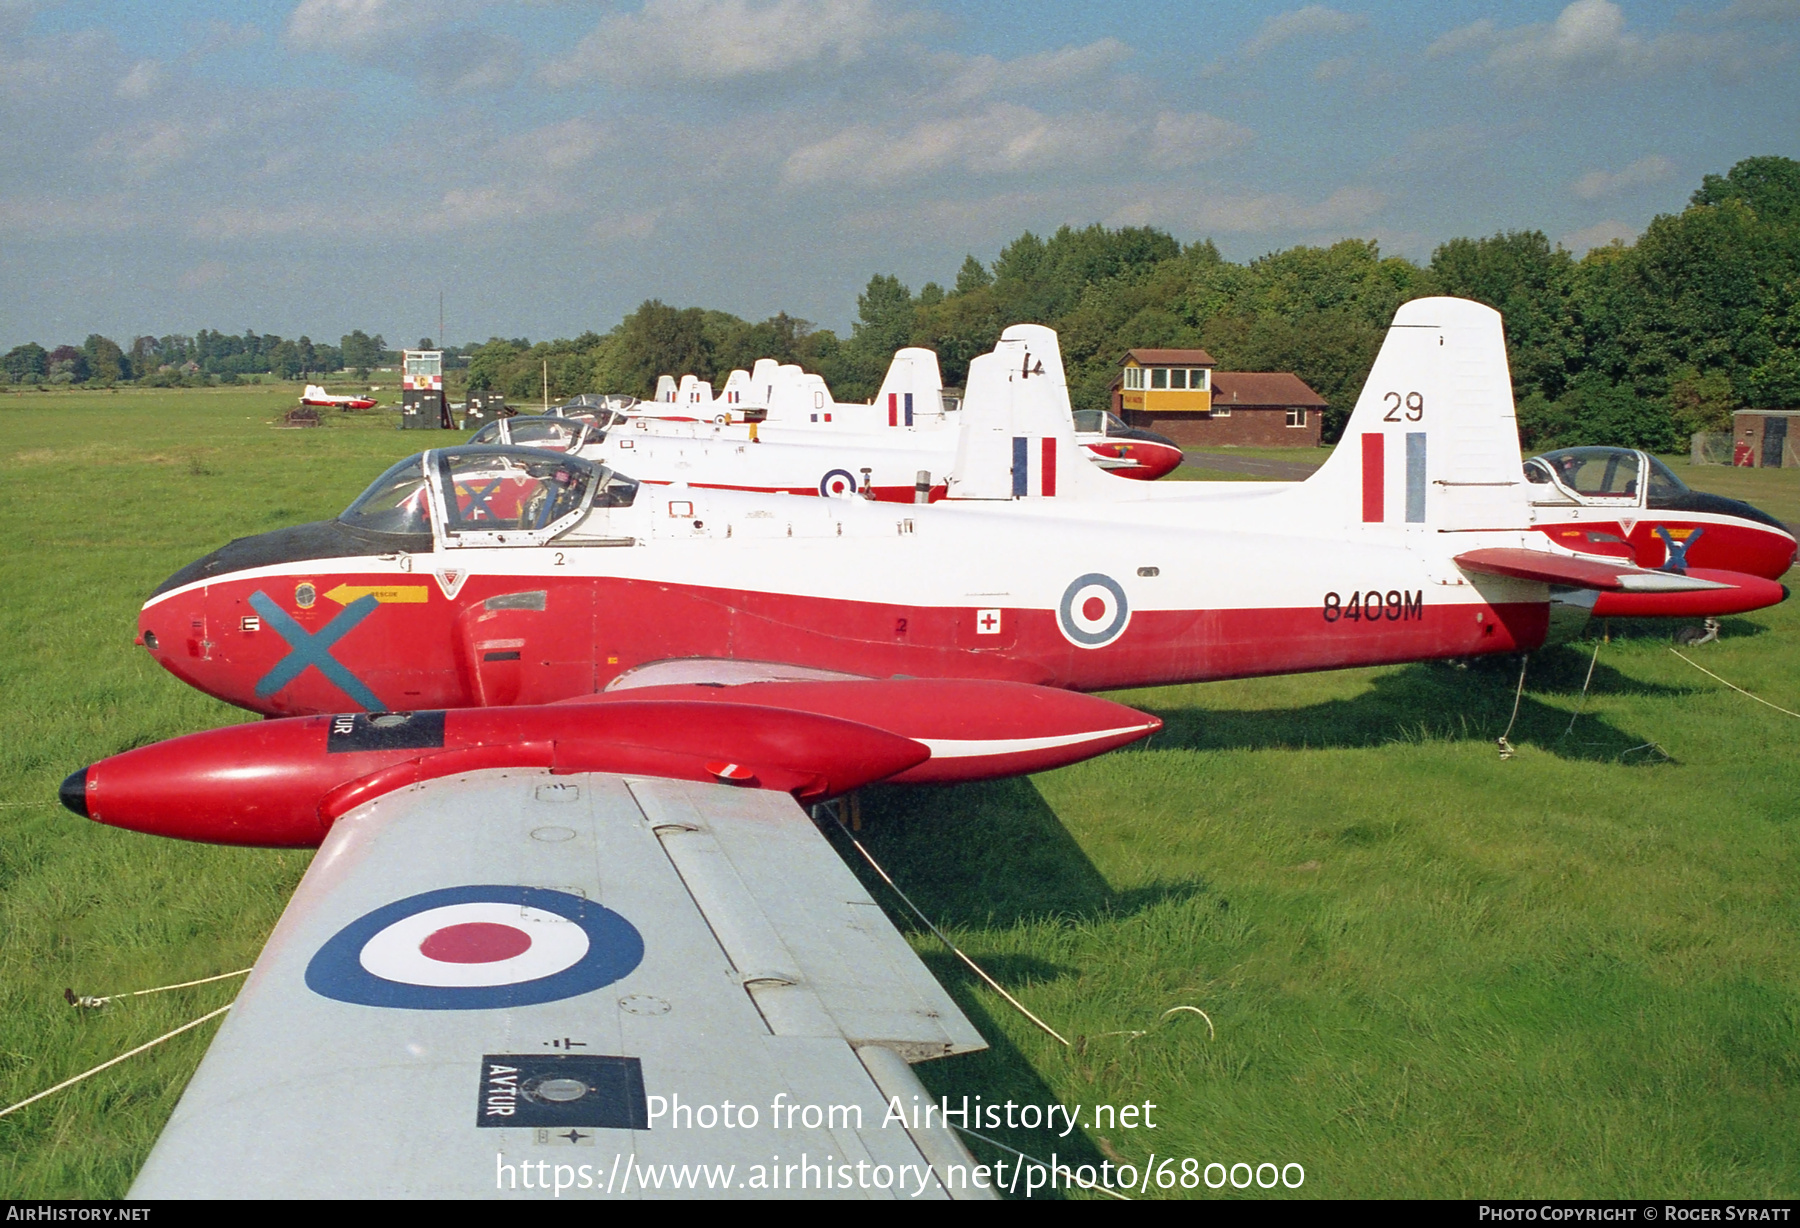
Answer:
[{"xmin": 58, "ymin": 681, "xmax": 1160, "ymax": 847}]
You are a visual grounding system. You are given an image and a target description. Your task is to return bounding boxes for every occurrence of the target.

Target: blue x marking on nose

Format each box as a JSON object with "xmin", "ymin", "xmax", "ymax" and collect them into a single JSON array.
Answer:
[
  {"xmin": 1655, "ymin": 525, "xmax": 1703, "ymax": 573},
  {"xmin": 461, "ymin": 478, "xmax": 502, "ymax": 521},
  {"xmin": 250, "ymin": 590, "xmax": 385, "ymax": 711}
]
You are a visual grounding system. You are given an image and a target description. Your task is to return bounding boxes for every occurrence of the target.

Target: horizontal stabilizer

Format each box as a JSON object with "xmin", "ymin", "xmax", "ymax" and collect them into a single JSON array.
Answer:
[{"xmin": 1455, "ymin": 548, "xmax": 1732, "ymax": 592}]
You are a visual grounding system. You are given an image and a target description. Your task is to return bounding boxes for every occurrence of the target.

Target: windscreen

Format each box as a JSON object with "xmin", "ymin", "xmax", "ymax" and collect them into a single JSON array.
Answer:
[
  {"xmin": 339, "ymin": 455, "xmax": 431, "ymax": 534},
  {"xmin": 1645, "ymin": 455, "xmax": 1689, "ymax": 501},
  {"xmin": 1538, "ymin": 447, "xmax": 1643, "ymax": 497},
  {"xmin": 504, "ymin": 418, "xmax": 585, "ymax": 452},
  {"xmin": 435, "ymin": 447, "xmax": 596, "ymax": 535}
]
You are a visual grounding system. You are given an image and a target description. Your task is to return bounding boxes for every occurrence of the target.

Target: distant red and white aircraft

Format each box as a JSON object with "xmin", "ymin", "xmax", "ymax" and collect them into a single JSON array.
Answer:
[
  {"xmin": 301, "ymin": 384, "xmax": 378, "ymax": 410},
  {"xmin": 61, "ymin": 299, "xmax": 1788, "ymax": 1197}
]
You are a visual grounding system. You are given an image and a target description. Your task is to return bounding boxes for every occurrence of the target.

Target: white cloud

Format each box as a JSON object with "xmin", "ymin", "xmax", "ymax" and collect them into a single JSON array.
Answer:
[
  {"xmin": 1241, "ymin": 6, "xmax": 1367, "ymax": 59},
  {"xmin": 1424, "ymin": 18, "xmax": 1497, "ymax": 59},
  {"xmin": 1427, "ymin": 0, "xmax": 1796, "ymax": 81},
  {"xmin": 783, "ymin": 105, "xmax": 1249, "ymax": 187},
  {"xmin": 177, "ymin": 260, "xmax": 229, "ymax": 290},
  {"xmin": 1111, "ymin": 185, "xmax": 1385, "ymax": 235},
  {"xmin": 1148, "ymin": 111, "xmax": 1256, "ymax": 167},
  {"xmin": 0, "ymin": 194, "xmax": 139, "ymax": 237},
  {"xmin": 1572, "ymin": 155, "xmax": 1675, "ymax": 200},
  {"xmin": 592, "ymin": 209, "xmax": 663, "ymax": 242},
  {"xmin": 1312, "ymin": 56, "xmax": 1354, "ymax": 82},
  {"xmin": 115, "ymin": 60, "xmax": 164, "ymax": 100},
  {"xmin": 88, "ymin": 117, "xmax": 231, "ymax": 179},
  {"xmin": 1561, "ymin": 218, "xmax": 1638, "ymax": 252},
  {"xmin": 938, "ymin": 38, "xmax": 1131, "ymax": 104},
  {"xmin": 542, "ymin": 0, "xmax": 889, "ymax": 87},
  {"xmin": 285, "ymin": 0, "xmax": 447, "ymax": 52},
  {"xmin": 285, "ymin": 0, "xmax": 521, "ymax": 93}
]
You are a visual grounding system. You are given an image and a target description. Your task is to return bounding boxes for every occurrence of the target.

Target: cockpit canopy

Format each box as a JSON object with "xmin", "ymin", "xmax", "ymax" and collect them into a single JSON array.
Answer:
[
  {"xmin": 1523, "ymin": 446, "xmax": 1687, "ymax": 508},
  {"xmin": 1073, "ymin": 410, "xmax": 1130, "ymax": 435},
  {"xmin": 339, "ymin": 446, "xmax": 637, "ymax": 547},
  {"xmin": 468, "ymin": 415, "xmax": 602, "ymax": 452}
]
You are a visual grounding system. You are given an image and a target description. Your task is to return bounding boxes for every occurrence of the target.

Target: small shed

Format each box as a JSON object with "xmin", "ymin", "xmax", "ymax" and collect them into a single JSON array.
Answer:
[{"xmin": 1733, "ymin": 409, "xmax": 1798, "ymax": 468}]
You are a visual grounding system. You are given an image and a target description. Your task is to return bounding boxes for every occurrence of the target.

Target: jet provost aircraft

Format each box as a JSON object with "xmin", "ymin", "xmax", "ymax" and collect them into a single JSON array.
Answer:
[
  {"xmin": 1524, "ymin": 446, "xmax": 1795, "ymax": 590},
  {"xmin": 301, "ymin": 384, "xmax": 379, "ymax": 410},
  {"xmin": 63, "ymin": 298, "xmax": 1787, "ymax": 1198}
]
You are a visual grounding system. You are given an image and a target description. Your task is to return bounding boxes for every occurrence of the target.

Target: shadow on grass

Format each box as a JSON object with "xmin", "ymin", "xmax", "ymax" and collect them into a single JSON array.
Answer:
[
  {"xmin": 820, "ymin": 782, "xmax": 1140, "ymax": 1196},
  {"xmin": 837, "ymin": 777, "xmax": 1209, "ymax": 927},
  {"xmin": 1132, "ymin": 647, "xmax": 1689, "ymax": 764}
]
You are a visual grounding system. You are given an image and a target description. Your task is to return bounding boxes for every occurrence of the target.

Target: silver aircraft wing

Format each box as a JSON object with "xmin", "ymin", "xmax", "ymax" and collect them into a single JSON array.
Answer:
[{"xmin": 131, "ymin": 770, "xmax": 992, "ymax": 1200}]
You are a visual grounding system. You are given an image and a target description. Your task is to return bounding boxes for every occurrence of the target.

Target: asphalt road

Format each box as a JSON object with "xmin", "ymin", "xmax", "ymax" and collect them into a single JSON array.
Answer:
[{"xmin": 1180, "ymin": 450, "xmax": 1325, "ymax": 480}]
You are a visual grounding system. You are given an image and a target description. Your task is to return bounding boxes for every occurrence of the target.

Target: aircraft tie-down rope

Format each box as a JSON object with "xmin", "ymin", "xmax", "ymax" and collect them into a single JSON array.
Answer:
[
  {"xmin": 63, "ymin": 966, "xmax": 253, "ymax": 1009},
  {"xmin": 1668, "ymin": 648, "xmax": 1800, "ymax": 719},
  {"xmin": 825, "ymin": 810, "xmax": 1072, "ymax": 1047},
  {"xmin": 0, "ymin": 969, "xmax": 250, "ymax": 1118},
  {"xmin": 0, "ymin": 1003, "xmax": 235, "ymax": 1120}
]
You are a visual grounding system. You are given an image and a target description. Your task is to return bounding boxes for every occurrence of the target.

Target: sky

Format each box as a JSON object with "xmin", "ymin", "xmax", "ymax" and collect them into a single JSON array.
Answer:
[{"xmin": 1, "ymin": 0, "xmax": 1796, "ymax": 349}]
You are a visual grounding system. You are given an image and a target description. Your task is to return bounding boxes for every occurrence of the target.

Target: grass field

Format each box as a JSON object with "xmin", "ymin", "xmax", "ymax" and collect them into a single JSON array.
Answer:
[{"xmin": 1, "ymin": 385, "xmax": 1797, "ymax": 1198}]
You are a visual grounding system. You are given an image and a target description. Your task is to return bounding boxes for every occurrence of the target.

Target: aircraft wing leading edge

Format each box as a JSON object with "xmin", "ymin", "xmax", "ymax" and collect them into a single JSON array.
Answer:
[{"xmin": 131, "ymin": 770, "xmax": 991, "ymax": 1200}]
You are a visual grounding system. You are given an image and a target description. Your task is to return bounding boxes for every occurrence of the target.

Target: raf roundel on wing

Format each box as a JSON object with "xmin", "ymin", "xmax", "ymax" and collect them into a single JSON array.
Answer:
[{"xmin": 305, "ymin": 885, "xmax": 644, "ymax": 1010}]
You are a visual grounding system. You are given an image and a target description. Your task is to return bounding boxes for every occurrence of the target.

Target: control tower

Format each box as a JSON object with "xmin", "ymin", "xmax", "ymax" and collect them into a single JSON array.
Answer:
[{"xmin": 401, "ymin": 348, "xmax": 449, "ymax": 429}]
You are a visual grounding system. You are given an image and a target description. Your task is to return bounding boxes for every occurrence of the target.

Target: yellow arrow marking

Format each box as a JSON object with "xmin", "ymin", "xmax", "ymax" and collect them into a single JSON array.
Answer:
[{"xmin": 324, "ymin": 584, "xmax": 430, "ymax": 605}]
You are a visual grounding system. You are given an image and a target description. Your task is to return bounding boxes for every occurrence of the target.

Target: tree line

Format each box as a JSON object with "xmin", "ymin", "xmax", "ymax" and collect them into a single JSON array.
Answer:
[{"xmin": 1, "ymin": 329, "xmax": 409, "ymax": 387}]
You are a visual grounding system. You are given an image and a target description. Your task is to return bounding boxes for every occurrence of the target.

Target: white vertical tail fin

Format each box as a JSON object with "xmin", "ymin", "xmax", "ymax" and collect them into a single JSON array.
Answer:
[
  {"xmin": 719, "ymin": 368, "xmax": 750, "ymax": 407},
  {"xmin": 873, "ymin": 348, "xmax": 945, "ymax": 428},
  {"xmin": 1300, "ymin": 297, "xmax": 1527, "ymax": 533},
  {"xmin": 948, "ymin": 325, "xmax": 1120, "ymax": 500},
  {"xmin": 653, "ymin": 374, "xmax": 677, "ymax": 403}
]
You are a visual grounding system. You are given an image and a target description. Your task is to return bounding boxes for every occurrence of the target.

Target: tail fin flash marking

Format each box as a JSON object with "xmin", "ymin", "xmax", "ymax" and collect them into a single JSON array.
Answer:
[
  {"xmin": 1406, "ymin": 432, "xmax": 1427, "ymax": 524},
  {"xmin": 888, "ymin": 393, "xmax": 898, "ymax": 427},
  {"xmin": 1012, "ymin": 437, "xmax": 1029, "ymax": 497},
  {"xmin": 1362, "ymin": 434, "xmax": 1385, "ymax": 523},
  {"xmin": 904, "ymin": 392, "xmax": 914, "ymax": 427},
  {"xmin": 1042, "ymin": 437, "xmax": 1057, "ymax": 497}
]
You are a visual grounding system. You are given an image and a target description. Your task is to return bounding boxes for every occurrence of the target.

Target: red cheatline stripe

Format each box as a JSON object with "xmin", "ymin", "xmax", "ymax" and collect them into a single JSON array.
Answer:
[
  {"xmin": 1362, "ymin": 433, "xmax": 1384, "ymax": 523},
  {"xmin": 1042, "ymin": 437, "xmax": 1057, "ymax": 497}
]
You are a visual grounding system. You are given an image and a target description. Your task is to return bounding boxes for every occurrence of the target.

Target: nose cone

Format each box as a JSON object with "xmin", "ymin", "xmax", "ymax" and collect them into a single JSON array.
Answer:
[{"xmin": 59, "ymin": 767, "xmax": 89, "ymax": 818}]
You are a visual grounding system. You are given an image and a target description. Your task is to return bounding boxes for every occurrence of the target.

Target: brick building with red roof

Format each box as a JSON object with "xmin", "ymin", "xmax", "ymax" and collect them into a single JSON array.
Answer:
[{"xmin": 1110, "ymin": 348, "xmax": 1326, "ymax": 448}]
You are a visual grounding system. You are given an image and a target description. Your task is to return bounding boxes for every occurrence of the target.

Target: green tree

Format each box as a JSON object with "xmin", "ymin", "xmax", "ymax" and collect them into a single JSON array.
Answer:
[
  {"xmin": 1691, "ymin": 155, "xmax": 1800, "ymax": 227},
  {"xmin": 612, "ymin": 301, "xmax": 712, "ymax": 398},
  {"xmin": 46, "ymin": 344, "xmax": 89, "ymax": 383},
  {"xmin": 3, "ymin": 342, "xmax": 48, "ymax": 382},
  {"xmin": 837, "ymin": 275, "xmax": 916, "ymax": 399},
  {"xmin": 1430, "ymin": 230, "xmax": 1578, "ymax": 400},
  {"xmin": 953, "ymin": 254, "xmax": 992, "ymax": 294},
  {"xmin": 82, "ymin": 334, "xmax": 127, "ymax": 382},
  {"xmin": 341, "ymin": 329, "xmax": 383, "ymax": 375}
]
